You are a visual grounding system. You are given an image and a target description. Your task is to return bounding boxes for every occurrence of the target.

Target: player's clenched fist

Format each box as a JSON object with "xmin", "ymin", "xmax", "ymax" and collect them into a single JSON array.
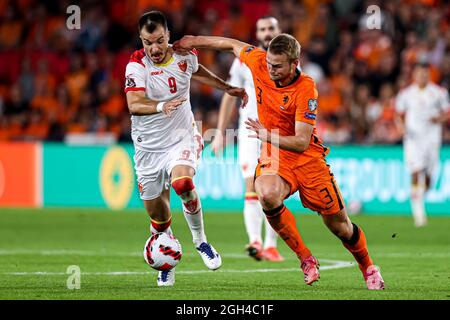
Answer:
[
  {"xmin": 162, "ymin": 98, "xmax": 186, "ymax": 117},
  {"xmin": 226, "ymin": 87, "xmax": 248, "ymax": 108},
  {"xmin": 173, "ymin": 36, "xmax": 196, "ymax": 52}
]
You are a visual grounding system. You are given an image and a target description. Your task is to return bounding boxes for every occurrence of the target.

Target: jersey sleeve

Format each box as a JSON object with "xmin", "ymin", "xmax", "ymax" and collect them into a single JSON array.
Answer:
[
  {"xmin": 294, "ymin": 80, "xmax": 319, "ymax": 125},
  {"xmin": 124, "ymin": 62, "xmax": 146, "ymax": 93},
  {"xmin": 239, "ymin": 45, "xmax": 265, "ymax": 74},
  {"xmin": 228, "ymin": 58, "xmax": 244, "ymax": 88},
  {"xmin": 189, "ymin": 48, "xmax": 199, "ymax": 73}
]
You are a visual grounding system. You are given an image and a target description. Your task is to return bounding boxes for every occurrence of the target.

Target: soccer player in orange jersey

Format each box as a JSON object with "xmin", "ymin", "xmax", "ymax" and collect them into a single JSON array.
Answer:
[
  {"xmin": 174, "ymin": 34, "xmax": 385, "ymax": 290},
  {"xmin": 212, "ymin": 17, "xmax": 284, "ymax": 262}
]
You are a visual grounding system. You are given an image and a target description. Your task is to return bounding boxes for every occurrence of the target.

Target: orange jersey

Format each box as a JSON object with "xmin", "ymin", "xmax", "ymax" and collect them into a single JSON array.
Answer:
[{"xmin": 239, "ymin": 45, "xmax": 328, "ymax": 167}]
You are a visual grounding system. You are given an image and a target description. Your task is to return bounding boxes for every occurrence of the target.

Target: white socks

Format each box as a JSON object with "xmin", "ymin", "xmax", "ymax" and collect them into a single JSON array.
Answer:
[
  {"xmin": 244, "ymin": 196, "xmax": 280, "ymax": 248},
  {"xmin": 180, "ymin": 189, "xmax": 207, "ymax": 246},
  {"xmin": 263, "ymin": 217, "xmax": 278, "ymax": 249},
  {"xmin": 244, "ymin": 198, "xmax": 263, "ymax": 244},
  {"xmin": 411, "ymin": 174, "xmax": 427, "ymax": 227}
]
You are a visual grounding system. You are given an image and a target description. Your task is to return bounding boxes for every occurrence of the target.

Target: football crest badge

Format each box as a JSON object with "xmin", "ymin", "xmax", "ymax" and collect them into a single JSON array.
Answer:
[
  {"xmin": 178, "ymin": 60, "xmax": 187, "ymax": 72},
  {"xmin": 308, "ymin": 98, "xmax": 318, "ymax": 111}
]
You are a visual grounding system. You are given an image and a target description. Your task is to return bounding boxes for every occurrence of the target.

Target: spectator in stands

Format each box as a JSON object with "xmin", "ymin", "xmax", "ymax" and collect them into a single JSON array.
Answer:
[{"xmin": 0, "ymin": 0, "xmax": 449, "ymax": 144}]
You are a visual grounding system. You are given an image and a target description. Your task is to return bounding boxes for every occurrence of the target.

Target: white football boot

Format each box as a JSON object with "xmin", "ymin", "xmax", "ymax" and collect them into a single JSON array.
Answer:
[
  {"xmin": 196, "ymin": 242, "xmax": 222, "ymax": 270},
  {"xmin": 157, "ymin": 268, "xmax": 175, "ymax": 287}
]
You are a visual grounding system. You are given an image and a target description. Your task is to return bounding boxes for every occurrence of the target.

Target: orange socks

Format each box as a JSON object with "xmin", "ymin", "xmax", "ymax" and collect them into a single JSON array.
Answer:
[
  {"xmin": 262, "ymin": 204, "xmax": 374, "ymax": 272},
  {"xmin": 342, "ymin": 223, "xmax": 373, "ymax": 272},
  {"xmin": 263, "ymin": 204, "xmax": 311, "ymax": 261}
]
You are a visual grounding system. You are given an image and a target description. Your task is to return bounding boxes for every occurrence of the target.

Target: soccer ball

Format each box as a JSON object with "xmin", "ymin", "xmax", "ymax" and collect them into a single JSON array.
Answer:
[{"xmin": 143, "ymin": 233, "xmax": 182, "ymax": 271}]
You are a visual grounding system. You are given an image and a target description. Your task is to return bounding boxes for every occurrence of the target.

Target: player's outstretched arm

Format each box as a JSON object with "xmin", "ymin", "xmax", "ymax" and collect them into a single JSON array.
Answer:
[
  {"xmin": 192, "ymin": 64, "xmax": 248, "ymax": 107},
  {"xmin": 217, "ymin": 93, "xmax": 238, "ymax": 134},
  {"xmin": 246, "ymin": 118, "xmax": 313, "ymax": 153},
  {"xmin": 126, "ymin": 90, "xmax": 186, "ymax": 117},
  {"xmin": 173, "ymin": 35, "xmax": 248, "ymax": 59}
]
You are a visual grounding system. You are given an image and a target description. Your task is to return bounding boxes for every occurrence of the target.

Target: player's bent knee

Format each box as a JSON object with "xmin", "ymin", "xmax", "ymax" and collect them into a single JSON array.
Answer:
[
  {"xmin": 258, "ymin": 187, "xmax": 283, "ymax": 209},
  {"xmin": 171, "ymin": 176, "xmax": 195, "ymax": 195}
]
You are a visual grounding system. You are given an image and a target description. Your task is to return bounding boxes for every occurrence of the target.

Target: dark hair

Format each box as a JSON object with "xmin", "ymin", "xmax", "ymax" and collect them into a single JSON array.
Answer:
[
  {"xmin": 138, "ymin": 11, "xmax": 168, "ymax": 33},
  {"xmin": 256, "ymin": 16, "xmax": 279, "ymax": 28},
  {"xmin": 257, "ymin": 16, "xmax": 278, "ymax": 22}
]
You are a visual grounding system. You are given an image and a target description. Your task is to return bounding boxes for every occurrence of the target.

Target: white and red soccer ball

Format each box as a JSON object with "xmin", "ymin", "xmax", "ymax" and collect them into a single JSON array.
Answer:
[{"xmin": 143, "ymin": 233, "xmax": 182, "ymax": 271}]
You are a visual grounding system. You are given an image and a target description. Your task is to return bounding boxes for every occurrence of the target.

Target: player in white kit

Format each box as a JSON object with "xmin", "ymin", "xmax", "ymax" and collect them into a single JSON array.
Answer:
[
  {"xmin": 396, "ymin": 63, "xmax": 450, "ymax": 227},
  {"xmin": 125, "ymin": 11, "xmax": 248, "ymax": 286},
  {"xmin": 211, "ymin": 17, "xmax": 284, "ymax": 262}
]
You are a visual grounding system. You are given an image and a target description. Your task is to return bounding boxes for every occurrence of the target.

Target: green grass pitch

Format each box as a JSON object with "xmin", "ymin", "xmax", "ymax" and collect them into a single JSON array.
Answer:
[{"xmin": 0, "ymin": 208, "xmax": 449, "ymax": 300}]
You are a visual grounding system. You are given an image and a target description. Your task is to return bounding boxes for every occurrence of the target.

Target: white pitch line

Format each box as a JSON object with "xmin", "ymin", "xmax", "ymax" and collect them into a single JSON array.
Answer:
[
  {"xmin": 0, "ymin": 249, "xmax": 355, "ymax": 264},
  {"xmin": 5, "ymin": 261, "xmax": 354, "ymax": 276},
  {"xmin": 0, "ymin": 249, "xmax": 338, "ymax": 260},
  {"xmin": 1, "ymin": 249, "xmax": 449, "ymax": 258},
  {"xmin": 2, "ymin": 249, "xmax": 449, "ymax": 259}
]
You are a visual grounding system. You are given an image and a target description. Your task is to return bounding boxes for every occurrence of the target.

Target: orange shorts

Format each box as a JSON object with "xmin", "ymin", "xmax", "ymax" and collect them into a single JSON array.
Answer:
[{"xmin": 255, "ymin": 156, "xmax": 345, "ymax": 215}]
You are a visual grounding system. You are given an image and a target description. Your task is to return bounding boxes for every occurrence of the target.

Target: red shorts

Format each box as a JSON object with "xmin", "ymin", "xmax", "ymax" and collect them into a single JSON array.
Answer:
[{"xmin": 255, "ymin": 156, "xmax": 345, "ymax": 215}]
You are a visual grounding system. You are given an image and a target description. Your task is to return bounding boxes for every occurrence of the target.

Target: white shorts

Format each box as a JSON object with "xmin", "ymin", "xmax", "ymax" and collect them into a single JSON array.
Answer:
[
  {"xmin": 134, "ymin": 134, "xmax": 204, "ymax": 200},
  {"xmin": 404, "ymin": 139, "xmax": 440, "ymax": 176},
  {"xmin": 238, "ymin": 133, "xmax": 260, "ymax": 179}
]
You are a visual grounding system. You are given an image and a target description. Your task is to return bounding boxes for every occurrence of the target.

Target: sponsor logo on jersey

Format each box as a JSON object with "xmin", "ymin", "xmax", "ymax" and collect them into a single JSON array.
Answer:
[
  {"xmin": 125, "ymin": 76, "xmax": 136, "ymax": 88},
  {"xmin": 308, "ymin": 98, "xmax": 318, "ymax": 111},
  {"xmin": 280, "ymin": 105, "xmax": 285, "ymax": 110},
  {"xmin": 283, "ymin": 95, "xmax": 289, "ymax": 104},
  {"xmin": 178, "ymin": 60, "xmax": 187, "ymax": 72},
  {"xmin": 137, "ymin": 136, "xmax": 142, "ymax": 143},
  {"xmin": 151, "ymin": 70, "xmax": 164, "ymax": 76},
  {"xmin": 304, "ymin": 112, "xmax": 316, "ymax": 120}
]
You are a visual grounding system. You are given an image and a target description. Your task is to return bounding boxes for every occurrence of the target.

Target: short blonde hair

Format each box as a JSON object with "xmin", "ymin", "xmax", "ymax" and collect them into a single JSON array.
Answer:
[{"xmin": 268, "ymin": 33, "xmax": 301, "ymax": 61}]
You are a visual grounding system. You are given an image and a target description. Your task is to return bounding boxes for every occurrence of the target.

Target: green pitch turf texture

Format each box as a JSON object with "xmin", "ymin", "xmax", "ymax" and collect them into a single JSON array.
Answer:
[{"xmin": 0, "ymin": 208, "xmax": 449, "ymax": 300}]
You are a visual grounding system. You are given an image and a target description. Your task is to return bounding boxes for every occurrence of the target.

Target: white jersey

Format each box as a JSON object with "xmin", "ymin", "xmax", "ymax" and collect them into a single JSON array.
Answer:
[
  {"xmin": 124, "ymin": 48, "xmax": 199, "ymax": 152},
  {"xmin": 396, "ymin": 83, "xmax": 449, "ymax": 144},
  {"xmin": 228, "ymin": 58, "xmax": 258, "ymax": 135},
  {"xmin": 227, "ymin": 58, "xmax": 261, "ymax": 178}
]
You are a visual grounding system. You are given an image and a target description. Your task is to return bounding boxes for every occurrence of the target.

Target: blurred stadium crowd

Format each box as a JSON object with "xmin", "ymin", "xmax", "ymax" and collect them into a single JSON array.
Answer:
[{"xmin": 0, "ymin": 0, "xmax": 449, "ymax": 144}]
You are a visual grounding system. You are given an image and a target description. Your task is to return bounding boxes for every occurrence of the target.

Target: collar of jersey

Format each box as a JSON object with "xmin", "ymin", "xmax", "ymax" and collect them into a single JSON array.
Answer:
[
  {"xmin": 154, "ymin": 56, "xmax": 174, "ymax": 67},
  {"xmin": 415, "ymin": 83, "xmax": 429, "ymax": 91},
  {"xmin": 275, "ymin": 69, "xmax": 301, "ymax": 88}
]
